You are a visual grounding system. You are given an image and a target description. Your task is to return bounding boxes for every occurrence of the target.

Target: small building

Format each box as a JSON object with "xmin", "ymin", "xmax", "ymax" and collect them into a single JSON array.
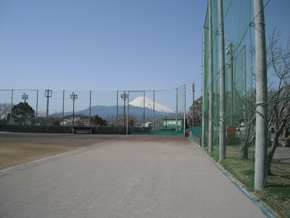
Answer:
[
  {"xmin": 142, "ymin": 122, "xmax": 153, "ymax": 128},
  {"xmin": 162, "ymin": 118, "xmax": 186, "ymax": 131},
  {"xmin": 61, "ymin": 114, "xmax": 90, "ymax": 126}
]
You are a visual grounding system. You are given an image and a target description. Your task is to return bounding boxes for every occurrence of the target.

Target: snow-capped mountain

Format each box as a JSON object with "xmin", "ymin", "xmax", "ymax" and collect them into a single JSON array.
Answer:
[
  {"xmin": 58, "ymin": 96, "xmax": 174, "ymax": 118},
  {"xmin": 129, "ymin": 96, "xmax": 174, "ymax": 113}
]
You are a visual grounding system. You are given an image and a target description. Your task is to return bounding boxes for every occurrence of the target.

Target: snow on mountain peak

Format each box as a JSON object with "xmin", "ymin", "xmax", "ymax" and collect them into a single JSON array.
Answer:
[{"xmin": 129, "ymin": 96, "xmax": 174, "ymax": 113}]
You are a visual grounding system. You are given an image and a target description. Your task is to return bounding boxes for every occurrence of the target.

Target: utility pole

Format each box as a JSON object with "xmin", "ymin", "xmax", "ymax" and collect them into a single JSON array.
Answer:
[
  {"xmin": 191, "ymin": 83, "xmax": 195, "ymax": 127},
  {"xmin": 219, "ymin": 0, "xmax": 226, "ymax": 161},
  {"xmin": 254, "ymin": 0, "xmax": 268, "ymax": 191},
  {"xmin": 70, "ymin": 92, "xmax": 78, "ymax": 126}
]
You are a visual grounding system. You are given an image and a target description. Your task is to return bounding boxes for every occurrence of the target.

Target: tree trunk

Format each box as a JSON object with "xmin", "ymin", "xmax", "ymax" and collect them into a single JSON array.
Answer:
[
  {"xmin": 267, "ymin": 137, "xmax": 278, "ymax": 175},
  {"xmin": 239, "ymin": 125, "xmax": 254, "ymax": 160},
  {"xmin": 239, "ymin": 141, "xmax": 249, "ymax": 159}
]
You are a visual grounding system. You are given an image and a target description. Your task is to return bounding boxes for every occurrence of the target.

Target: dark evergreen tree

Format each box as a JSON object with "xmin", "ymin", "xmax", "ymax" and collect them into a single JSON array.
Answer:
[
  {"xmin": 7, "ymin": 102, "xmax": 35, "ymax": 125},
  {"xmin": 90, "ymin": 114, "xmax": 107, "ymax": 126}
]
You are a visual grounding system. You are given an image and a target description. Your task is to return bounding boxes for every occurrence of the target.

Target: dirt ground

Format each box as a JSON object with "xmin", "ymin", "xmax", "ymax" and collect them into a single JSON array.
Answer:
[{"xmin": 0, "ymin": 132, "xmax": 187, "ymax": 169}]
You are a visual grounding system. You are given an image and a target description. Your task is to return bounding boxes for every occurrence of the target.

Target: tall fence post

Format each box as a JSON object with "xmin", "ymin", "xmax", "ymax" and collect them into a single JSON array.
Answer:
[
  {"xmin": 62, "ymin": 90, "xmax": 65, "ymax": 125},
  {"xmin": 219, "ymin": 0, "xmax": 226, "ymax": 161},
  {"xmin": 126, "ymin": 91, "xmax": 129, "ymax": 135},
  {"xmin": 243, "ymin": 45, "xmax": 247, "ymax": 119},
  {"xmin": 89, "ymin": 90, "xmax": 91, "ymax": 127},
  {"xmin": 176, "ymin": 88, "xmax": 178, "ymax": 131},
  {"xmin": 116, "ymin": 91, "xmax": 118, "ymax": 127},
  {"xmin": 202, "ymin": 27, "xmax": 206, "ymax": 148},
  {"xmin": 208, "ymin": 0, "xmax": 213, "ymax": 153},
  {"xmin": 153, "ymin": 90, "xmax": 155, "ymax": 130},
  {"xmin": 184, "ymin": 84, "xmax": 186, "ymax": 137},
  {"xmin": 143, "ymin": 91, "xmax": 145, "ymax": 125},
  {"xmin": 254, "ymin": 0, "xmax": 268, "ymax": 191},
  {"xmin": 36, "ymin": 90, "xmax": 38, "ymax": 124},
  {"xmin": 10, "ymin": 89, "xmax": 13, "ymax": 125}
]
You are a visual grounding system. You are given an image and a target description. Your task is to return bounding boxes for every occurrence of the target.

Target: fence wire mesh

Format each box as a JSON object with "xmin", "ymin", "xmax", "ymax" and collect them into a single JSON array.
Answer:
[
  {"xmin": 0, "ymin": 85, "xmax": 186, "ymax": 136},
  {"xmin": 202, "ymin": 0, "xmax": 290, "ymax": 215}
]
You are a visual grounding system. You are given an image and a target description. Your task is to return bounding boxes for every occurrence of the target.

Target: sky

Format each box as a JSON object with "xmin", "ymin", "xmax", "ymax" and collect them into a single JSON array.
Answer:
[{"xmin": 0, "ymin": 0, "xmax": 290, "ymax": 109}]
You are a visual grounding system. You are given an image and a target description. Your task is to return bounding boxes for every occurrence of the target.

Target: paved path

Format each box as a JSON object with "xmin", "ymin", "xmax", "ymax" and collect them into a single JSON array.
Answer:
[{"xmin": 0, "ymin": 135, "xmax": 276, "ymax": 218}]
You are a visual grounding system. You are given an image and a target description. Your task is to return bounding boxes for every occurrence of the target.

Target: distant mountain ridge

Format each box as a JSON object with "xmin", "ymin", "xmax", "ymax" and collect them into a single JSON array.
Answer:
[
  {"xmin": 59, "ymin": 96, "xmax": 175, "ymax": 119},
  {"xmin": 129, "ymin": 96, "xmax": 174, "ymax": 113},
  {"xmin": 60, "ymin": 96, "xmax": 175, "ymax": 118}
]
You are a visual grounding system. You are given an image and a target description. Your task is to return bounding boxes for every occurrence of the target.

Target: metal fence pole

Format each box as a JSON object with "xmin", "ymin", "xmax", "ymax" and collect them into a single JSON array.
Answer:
[
  {"xmin": 254, "ymin": 0, "xmax": 268, "ymax": 191},
  {"xmin": 208, "ymin": 0, "xmax": 214, "ymax": 153},
  {"xmin": 176, "ymin": 88, "xmax": 178, "ymax": 131},
  {"xmin": 10, "ymin": 89, "xmax": 13, "ymax": 125},
  {"xmin": 116, "ymin": 91, "xmax": 118, "ymax": 127},
  {"xmin": 202, "ymin": 27, "xmax": 206, "ymax": 148},
  {"xmin": 62, "ymin": 90, "xmax": 65, "ymax": 125},
  {"xmin": 89, "ymin": 90, "xmax": 91, "ymax": 127},
  {"xmin": 143, "ymin": 91, "xmax": 145, "ymax": 125},
  {"xmin": 184, "ymin": 84, "xmax": 186, "ymax": 137},
  {"xmin": 126, "ymin": 91, "xmax": 129, "ymax": 135},
  {"xmin": 219, "ymin": 0, "xmax": 226, "ymax": 161},
  {"xmin": 36, "ymin": 90, "xmax": 38, "ymax": 124},
  {"xmin": 191, "ymin": 83, "xmax": 195, "ymax": 127},
  {"xmin": 231, "ymin": 52, "xmax": 234, "ymax": 125},
  {"xmin": 243, "ymin": 45, "xmax": 247, "ymax": 118},
  {"xmin": 153, "ymin": 90, "xmax": 155, "ymax": 130}
]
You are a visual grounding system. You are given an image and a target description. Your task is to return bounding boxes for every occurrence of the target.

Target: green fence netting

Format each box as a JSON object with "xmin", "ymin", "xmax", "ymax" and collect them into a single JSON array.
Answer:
[
  {"xmin": 202, "ymin": 0, "xmax": 290, "ymax": 216},
  {"xmin": 0, "ymin": 85, "xmax": 186, "ymax": 137}
]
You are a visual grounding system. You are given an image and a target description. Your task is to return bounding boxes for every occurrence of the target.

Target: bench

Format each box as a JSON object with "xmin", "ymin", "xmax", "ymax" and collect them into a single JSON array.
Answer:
[{"xmin": 72, "ymin": 127, "xmax": 93, "ymax": 134}]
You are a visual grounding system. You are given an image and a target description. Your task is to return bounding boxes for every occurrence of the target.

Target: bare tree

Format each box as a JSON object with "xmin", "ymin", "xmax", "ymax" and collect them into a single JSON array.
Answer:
[
  {"xmin": 50, "ymin": 112, "xmax": 62, "ymax": 126},
  {"xmin": 37, "ymin": 111, "xmax": 62, "ymax": 126},
  {"xmin": 0, "ymin": 103, "xmax": 11, "ymax": 120},
  {"xmin": 233, "ymin": 78, "xmax": 257, "ymax": 160},
  {"xmin": 238, "ymin": 28, "xmax": 290, "ymax": 167},
  {"xmin": 238, "ymin": 101, "xmax": 256, "ymax": 160},
  {"xmin": 106, "ymin": 115, "xmax": 117, "ymax": 126},
  {"xmin": 266, "ymin": 28, "xmax": 290, "ymax": 175},
  {"xmin": 187, "ymin": 96, "xmax": 202, "ymax": 126}
]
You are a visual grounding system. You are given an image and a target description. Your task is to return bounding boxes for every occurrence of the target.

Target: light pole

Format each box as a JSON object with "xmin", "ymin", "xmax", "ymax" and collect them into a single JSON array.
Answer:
[
  {"xmin": 191, "ymin": 83, "xmax": 195, "ymax": 127},
  {"xmin": 70, "ymin": 92, "xmax": 78, "ymax": 126},
  {"xmin": 226, "ymin": 41, "xmax": 235, "ymax": 125},
  {"xmin": 121, "ymin": 91, "xmax": 128, "ymax": 127},
  {"xmin": 45, "ymin": 89, "xmax": 52, "ymax": 120},
  {"xmin": 22, "ymin": 93, "xmax": 28, "ymax": 102}
]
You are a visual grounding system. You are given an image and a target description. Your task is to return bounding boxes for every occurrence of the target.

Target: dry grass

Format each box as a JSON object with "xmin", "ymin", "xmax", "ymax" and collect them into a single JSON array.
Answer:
[
  {"xmin": 0, "ymin": 132, "xmax": 112, "ymax": 169},
  {"xmin": 0, "ymin": 132, "xmax": 187, "ymax": 170},
  {"xmin": 0, "ymin": 141, "xmax": 86, "ymax": 169}
]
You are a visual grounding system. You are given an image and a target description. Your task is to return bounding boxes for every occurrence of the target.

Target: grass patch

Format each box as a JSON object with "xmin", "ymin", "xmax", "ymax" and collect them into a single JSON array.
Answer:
[
  {"xmin": 0, "ymin": 141, "xmax": 84, "ymax": 169},
  {"xmin": 259, "ymin": 160, "xmax": 290, "ymax": 217},
  {"xmin": 220, "ymin": 149, "xmax": 255, "ymax": 188},
  {"xmin": 0, "ymin": 133, "xmax": 108, "ymax": 169},
  {"xmin": 242, "ymin": 169, "xmax": 254, "ymax": 176},
  {"xmin": 206, "ymin": 144, "xmax": 290, "ymax": 217}
]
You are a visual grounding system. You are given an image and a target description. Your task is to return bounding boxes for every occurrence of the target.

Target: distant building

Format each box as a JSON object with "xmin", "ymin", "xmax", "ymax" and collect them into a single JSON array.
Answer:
[
  {"xmin": 142, "ymin": 122, "xmax": 153, "ymax": 128},
  {"xmin": 161, "ymin": 118, "xmax": 186, "ymax": 131},
  {"xmin": 61, "ymin": 114, "xmax": 90, "ymax": 126}
]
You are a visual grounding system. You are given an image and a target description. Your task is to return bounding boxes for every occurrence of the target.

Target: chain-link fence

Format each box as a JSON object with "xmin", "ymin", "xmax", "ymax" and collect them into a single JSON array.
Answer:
[
  {"xmin": 0, "ymin": 85, "xmax": 186, "ymax": 136},
  {"xmin": 202, "ymin": 0, "xmax": 290, "ymax": 216}
]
